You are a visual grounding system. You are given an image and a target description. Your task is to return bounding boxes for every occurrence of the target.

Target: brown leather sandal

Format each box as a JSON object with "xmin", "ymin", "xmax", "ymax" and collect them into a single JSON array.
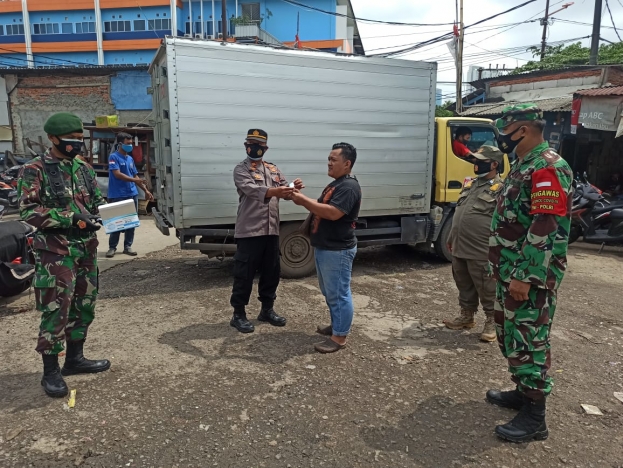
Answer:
[{"xmin": 314, "ymin": 338, "xmax": 346, "ymax": 354}]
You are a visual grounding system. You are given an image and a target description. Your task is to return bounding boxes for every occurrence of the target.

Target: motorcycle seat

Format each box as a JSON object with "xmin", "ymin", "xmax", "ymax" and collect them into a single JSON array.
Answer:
[{"xmin": 610, "ymin": 208, "xmax": 623, "ymax": 220}]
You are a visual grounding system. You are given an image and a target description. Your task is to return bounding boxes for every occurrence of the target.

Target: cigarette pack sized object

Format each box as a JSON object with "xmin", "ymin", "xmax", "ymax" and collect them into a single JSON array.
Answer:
[{"xmin": 98, "ymin": 199, "xmax": 140, "ymax": 234}]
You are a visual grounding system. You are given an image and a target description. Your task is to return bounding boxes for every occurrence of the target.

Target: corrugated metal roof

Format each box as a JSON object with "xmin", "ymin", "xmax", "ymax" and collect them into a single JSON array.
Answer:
[
  {"xmin": 460, "ymin": 97, "xmax": 573, "ymax": 116},
  {"xmin": 574, "ymin": 85, "xmax": 623, "ymax": 96}
]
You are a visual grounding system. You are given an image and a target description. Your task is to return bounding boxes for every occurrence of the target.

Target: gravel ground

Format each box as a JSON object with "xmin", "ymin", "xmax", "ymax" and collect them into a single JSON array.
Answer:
[{"xmin": 0, "ymin": 242, "xmax": 622, "ymax": 468}]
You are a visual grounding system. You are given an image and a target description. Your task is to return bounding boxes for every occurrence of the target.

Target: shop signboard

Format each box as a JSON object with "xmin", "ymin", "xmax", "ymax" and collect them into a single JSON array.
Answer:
[{"xmin": 578, "ymin": 96, "xmax": 623, "ymax": 132}]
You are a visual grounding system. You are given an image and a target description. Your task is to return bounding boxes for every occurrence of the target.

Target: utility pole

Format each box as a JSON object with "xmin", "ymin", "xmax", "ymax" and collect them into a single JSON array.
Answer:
[
  {"xmin": 540, "ymin": 0, "xmax": 550, "ymax": 60},
  {"xmin": 221, "ymin": 0, "xmax": 228, "ymax": 40},
  {"xmin": 590, "ymin": 0, "xmax": 602, "ymax": 65},
  {"xmin": 456, "ymin": 0, "xmax": 464, "ymax": 114}
]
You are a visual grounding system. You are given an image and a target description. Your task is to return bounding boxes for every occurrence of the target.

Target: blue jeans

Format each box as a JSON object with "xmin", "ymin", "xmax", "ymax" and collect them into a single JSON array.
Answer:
[
  {"xmin": 108, "ymin": 196, "xmax": 138, "ymax": 250},
  {"xmin": 314, "ymin": 246, "xmax": 357, "ymax": 337}
]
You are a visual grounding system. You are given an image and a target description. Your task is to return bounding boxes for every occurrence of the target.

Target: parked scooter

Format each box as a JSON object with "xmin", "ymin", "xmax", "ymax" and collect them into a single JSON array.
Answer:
[
  {"xmin": 0, "ymin": 210, "xmax": 36, "ymax": 298},
  {"xmin": 569, "ymin": 173, "xmax": 623, "ymax": 251},
  {"xmin": 0, "ymin": 179, "xmax": 17, "ymax": 210},
  {"xmin": 570, "ymin": 173, "xmax": 623, "ymax": 244}
]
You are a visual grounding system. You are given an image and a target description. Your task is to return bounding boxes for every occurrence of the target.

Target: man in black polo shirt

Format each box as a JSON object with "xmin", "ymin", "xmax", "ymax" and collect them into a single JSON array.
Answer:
[{"xmin": 290, "ymin": 142, "xmax": 361, "ymax": 353}]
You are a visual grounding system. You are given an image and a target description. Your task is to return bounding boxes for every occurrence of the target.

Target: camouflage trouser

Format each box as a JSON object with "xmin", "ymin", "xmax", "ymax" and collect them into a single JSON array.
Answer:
[
  {"xmin": 452, "ymin": 257, "xmax": 496, "ymax": 315},
  {"xmin": 494, "ymin": 281, "xmax": 556, "ymax": 399},
  {"xmin": 33, "ymin": 246, "xmax": 98, "ymax": 355}
]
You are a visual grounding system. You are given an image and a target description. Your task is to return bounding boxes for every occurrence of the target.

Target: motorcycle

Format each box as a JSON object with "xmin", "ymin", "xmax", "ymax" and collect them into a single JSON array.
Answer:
[
  {"xmin": 0, "ymin": 180, "xmax": 17, "ymax": 210},
  {"xmin": 569, "ymin": 173, "xmax": 623, "ymax": 250},
  {"xmin": 0, "ymin": 206, "xmax": 36, "ymax": 298},
  {"xmin": 569, "ymin": 173, "xmax": 623, "ymax": 244}
]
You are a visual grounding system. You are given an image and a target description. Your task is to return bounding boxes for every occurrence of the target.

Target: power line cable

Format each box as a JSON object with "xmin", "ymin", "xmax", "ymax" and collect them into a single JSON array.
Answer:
[
  {"xmin": 374, "ymin": 0, "xmax": 538, "ymax": 58},
  {"xmin": 605, "ymin": 0, "xmax": 622, "ymax": 41},
  {"xmin": 279, "ymin": 0, "xmax": 455, "ymax": 26}
]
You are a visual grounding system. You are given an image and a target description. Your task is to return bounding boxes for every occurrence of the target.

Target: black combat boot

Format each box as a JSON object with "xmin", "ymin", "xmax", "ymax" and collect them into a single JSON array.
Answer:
[
  {"xmin": 61, "ymin": 340, "xmax": 111, "ymax": 376},
  {"xmin": 230, "ymin": 308, "xmax": 255, "ymax": 334},
  {"xmin": 486, "ymin": 388, "xmax": 525, "ymax": 410},
  {"xmin": 258, "ymin": 305, "xmax": 286, "ymax": 327},
  {"xmin": 41, "ymin": 354, "xmax": 69, "ymax": 398},
  {"xmin": 495, "ymin": 397, "xmax": 548, "ymax": 443}
]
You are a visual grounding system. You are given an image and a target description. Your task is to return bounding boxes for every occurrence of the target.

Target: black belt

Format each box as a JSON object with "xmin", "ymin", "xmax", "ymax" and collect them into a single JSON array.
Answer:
[{"xmin": 40, "ymin": 228, "xmax": 95, "ymax": 239}]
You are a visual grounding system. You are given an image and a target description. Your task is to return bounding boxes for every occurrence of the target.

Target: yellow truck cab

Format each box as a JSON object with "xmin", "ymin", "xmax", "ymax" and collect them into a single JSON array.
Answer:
[{"xmin": 430, "ymin": 117, "xmax": 510, "ymax": 261}]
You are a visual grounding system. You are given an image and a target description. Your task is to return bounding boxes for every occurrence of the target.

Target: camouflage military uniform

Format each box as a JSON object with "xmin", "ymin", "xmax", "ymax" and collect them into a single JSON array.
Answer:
[
  {"xmin": 489, "ymin": 141, "xmax": 573, "ymax": 399},
  {"xmin": 18, "ymin": 150, "xmax": 106, "ymax": 355}
]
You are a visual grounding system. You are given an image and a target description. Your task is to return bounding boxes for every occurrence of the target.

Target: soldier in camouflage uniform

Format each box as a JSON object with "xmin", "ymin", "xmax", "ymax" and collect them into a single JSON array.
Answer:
[
  {"xmin": 18, "ymin": 113, "xmax": 111, "ymax": 398},
  {"xmin": 487, "ymin": 104, "xmax": 573, "ymax": 443}
]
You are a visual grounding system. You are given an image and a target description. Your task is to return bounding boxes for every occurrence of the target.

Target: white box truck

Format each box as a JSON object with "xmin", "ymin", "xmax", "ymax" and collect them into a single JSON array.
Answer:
[{"xmin": 149, "ymin": 38, "xmax": 503, "ymax": 278}]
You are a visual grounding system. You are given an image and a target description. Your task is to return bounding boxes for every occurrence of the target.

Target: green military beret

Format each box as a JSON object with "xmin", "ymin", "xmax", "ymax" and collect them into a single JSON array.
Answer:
[
  {"xmin": 43, "ymin": 112, "xmax": 84, "ymax": 136},
  {"xmin": 494, "ymin": 103, "xmax": 543, "ymax": 130}
]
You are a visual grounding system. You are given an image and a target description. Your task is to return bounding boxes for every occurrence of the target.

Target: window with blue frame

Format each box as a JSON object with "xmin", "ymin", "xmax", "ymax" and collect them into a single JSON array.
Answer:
[
  {"xmin": 76, "ymin": 22, "xmax": 95, "ymax": 33},
  {"xmin": 104, "ymin": 21, "xmax": 131, "ymax": 32},
  {"xmin": 0, "ymin": 26, "xmax": 4, "ymax": 36},
  {"xmin": 148, "ymin": 19, "xmax": 171, "ymax": 31},
  {"xmin": 6, "ymin": 24, "xmax": 25, "ymax": 35},
  {"xmin": 134, "ymin": 20, "xmax": 146, "ymax": 31},
  {"xmin": 61, "ymin": 23, "xmax": 73, "ymax": 34},
  {"xmin": 33, "ymin": 23, "xmax": 60, "ymax": 35}
]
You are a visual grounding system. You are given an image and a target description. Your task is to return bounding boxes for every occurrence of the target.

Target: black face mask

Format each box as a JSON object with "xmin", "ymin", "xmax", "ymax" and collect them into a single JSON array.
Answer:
[
  {"xmin": 474, "ymin": 160, "xmax": 493, "ymax": 176},
  {"xmin": 496, "ymin": 126, "xmax": 524, "ymax": 154},
  {"xmin": 245, "ymin": 143, "xmax": 267, "ymax": 160},
  {"xmin": 55, "ymin": 138, "xmax": 83, "ymax": 158}
]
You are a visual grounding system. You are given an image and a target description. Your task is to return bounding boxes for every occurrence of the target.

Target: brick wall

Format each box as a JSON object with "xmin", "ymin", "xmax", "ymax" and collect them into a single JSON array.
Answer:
[
  {"xmin": 606, "ymin": 67, "xmax": 623, "ymax": 85},
  {"xmin": 8, "ymin": 74, "xmax": 117, "ymax": 154}
]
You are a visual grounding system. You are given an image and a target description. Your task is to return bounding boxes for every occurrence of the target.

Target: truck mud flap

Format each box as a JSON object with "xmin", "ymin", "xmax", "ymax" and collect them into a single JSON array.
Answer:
[{"xmin": 151, "ymin": 207, "xmax": 170, "ymax": 236}]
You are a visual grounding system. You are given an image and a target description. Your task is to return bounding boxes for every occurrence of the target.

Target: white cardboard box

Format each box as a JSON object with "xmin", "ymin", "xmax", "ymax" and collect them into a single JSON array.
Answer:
[{"xmin": 99, "ymin": 199, "xmax": 140, "ymax": 234}]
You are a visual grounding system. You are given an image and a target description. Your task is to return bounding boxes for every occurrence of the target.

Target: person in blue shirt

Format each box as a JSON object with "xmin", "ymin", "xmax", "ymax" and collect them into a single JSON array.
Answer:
[{"xmin": 106, "ymin": 132, "xmax": 153, "ymax": 258}]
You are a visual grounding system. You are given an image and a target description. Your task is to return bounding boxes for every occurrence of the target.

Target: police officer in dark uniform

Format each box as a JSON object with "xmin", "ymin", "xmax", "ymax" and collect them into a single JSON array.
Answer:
[{"xmin": 229, "ymin": 129, "xmax": 304, "ymax": 333}]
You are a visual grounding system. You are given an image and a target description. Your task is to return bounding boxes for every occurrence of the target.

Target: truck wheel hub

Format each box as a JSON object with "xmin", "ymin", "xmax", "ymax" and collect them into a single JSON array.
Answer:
[{"xmin": 284, "ymin": 236, "xmax": 310, "ymax": 264}]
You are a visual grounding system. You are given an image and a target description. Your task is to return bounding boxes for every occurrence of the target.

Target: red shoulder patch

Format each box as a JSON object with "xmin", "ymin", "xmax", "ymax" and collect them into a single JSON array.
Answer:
[{"xmin": 530, "ymin": 167, "xmax": 567, "ymax": 216}]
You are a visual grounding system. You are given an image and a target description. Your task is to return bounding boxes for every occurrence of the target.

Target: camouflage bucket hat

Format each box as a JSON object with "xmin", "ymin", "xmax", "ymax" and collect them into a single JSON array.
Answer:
[
  {"xmin": 494, "ymin": 103, "xmax": 543, "ymax": 130},
  {"xmin": 472, "ymin": 145, "xmax": 504, "ymax": 163}
]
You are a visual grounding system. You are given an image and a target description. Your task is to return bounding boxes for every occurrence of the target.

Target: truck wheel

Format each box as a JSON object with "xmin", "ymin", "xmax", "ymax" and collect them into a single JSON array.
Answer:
[
  {"xmin": 434, "ymin": 214, "xmax": 453, "ymax": 262},
  {"xmin": 279, "ymin": 222, "xmax": 316, "ymax": 279}
]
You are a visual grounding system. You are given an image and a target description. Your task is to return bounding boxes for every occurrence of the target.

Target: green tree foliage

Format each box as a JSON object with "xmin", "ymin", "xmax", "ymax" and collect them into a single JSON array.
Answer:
[
  {"xmin": 435, "ymin": 100, "xmax": 455, "ymax": 117},
  {"xmin": 513, "ymin": 41, "xmax": 623, "ymax": 74}
]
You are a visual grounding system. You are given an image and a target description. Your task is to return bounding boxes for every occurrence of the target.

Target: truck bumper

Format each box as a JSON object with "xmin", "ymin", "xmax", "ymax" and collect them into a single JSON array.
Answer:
[{"xmin": 151, "ymin": 207, "xmax": 170, "ymax": 236}]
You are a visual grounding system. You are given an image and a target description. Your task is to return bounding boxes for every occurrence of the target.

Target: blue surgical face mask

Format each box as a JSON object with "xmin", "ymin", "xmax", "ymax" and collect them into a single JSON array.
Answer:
[{"xmin": 121, "ymin": 144, "xmax": 133, "ymax": 153}]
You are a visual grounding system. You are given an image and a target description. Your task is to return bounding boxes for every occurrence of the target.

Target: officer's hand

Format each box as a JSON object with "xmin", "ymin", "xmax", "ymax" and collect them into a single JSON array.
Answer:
[
  {"xmin": 293, "ymin": 178, "xmax": 305, "ymax": 190},
  {"xmin": 509, "ymin": 279, "xmax": 530, "ymax": 302},
  {"xmin": 447, "ymin": 242, "xmax": 452, "ymax": 253},
  {"xmin": 274, "ymin": 186, "xmax": 295, "ymax": 199},
  {"xmin": 73, "ymin": 213, "xmax": 101, "ymax": 232}
]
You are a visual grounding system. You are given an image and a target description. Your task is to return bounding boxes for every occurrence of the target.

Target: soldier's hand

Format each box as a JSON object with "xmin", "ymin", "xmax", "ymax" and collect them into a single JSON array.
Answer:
[
  {"xmin": 447, "ymin": 242, "xmax": 452, "ymax": 253},
  {"xmin": 73, "ymin": 213, "xmax": 101, "ymax": 232},
  {"xmin": 509, "ymin": 279, "xmax": 530, "ymax": 302}
]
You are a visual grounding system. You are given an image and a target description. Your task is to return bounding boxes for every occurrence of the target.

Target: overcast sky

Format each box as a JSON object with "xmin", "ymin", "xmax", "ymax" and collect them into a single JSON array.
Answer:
[{"xmin": 350, "ymin": 0, "xmax": 623, "ymax": 102}]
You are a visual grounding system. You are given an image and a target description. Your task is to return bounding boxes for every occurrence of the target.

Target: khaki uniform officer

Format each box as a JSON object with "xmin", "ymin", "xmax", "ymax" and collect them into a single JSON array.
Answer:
[
  {"xmin": 229, "ymin": 129, "xmax": 303, "ymax": 333},
  {"xmin": 444, "ymin": 145, "xmax": 504, "ymax": 342}
]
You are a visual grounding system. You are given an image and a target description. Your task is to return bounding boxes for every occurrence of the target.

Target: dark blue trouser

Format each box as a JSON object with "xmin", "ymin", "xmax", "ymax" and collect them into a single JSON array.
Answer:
[{"xmin": 107, "ymin": 196, "xmax": 138, "ymax": 250}]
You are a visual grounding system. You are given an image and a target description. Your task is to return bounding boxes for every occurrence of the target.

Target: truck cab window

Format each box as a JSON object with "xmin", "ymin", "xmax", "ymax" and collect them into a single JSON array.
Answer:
[{"xmin": 450, "ymin": 125, "xmax": 499, "ymax": 159}]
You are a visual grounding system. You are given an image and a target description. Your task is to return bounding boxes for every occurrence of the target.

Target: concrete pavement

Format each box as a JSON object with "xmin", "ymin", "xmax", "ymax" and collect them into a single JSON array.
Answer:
[{"xmin": 96, "ymin": 215, "xmax": 178, "ymax": 272}]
